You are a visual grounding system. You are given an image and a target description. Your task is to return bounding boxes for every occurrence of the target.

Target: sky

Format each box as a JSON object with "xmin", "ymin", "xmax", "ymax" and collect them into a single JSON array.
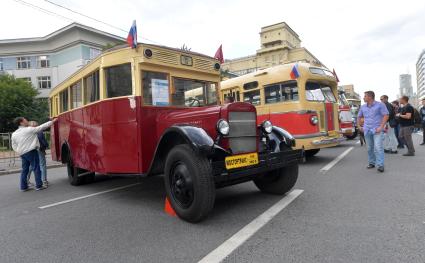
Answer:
[{"xmin": 2, "ymin": 0, "xmax": 425, "ymax": 100}]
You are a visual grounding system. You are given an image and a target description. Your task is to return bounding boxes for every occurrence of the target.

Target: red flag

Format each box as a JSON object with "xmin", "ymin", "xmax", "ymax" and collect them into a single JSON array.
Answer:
[
  {"xmin": 333, "ymin": 68, "xmax": 340, "ymax": 82},
  {"xmin": 214, "ymin": 45, "xmax": 224, "ymax": 64}
]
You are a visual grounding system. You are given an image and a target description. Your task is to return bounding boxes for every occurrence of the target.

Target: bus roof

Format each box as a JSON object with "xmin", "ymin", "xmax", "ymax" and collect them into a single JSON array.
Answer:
[
  {"xmin": 49, "ymin": 43, "xmax": 220, "ymax": 96},
  {"xmin": 221, "ymin": 62, "xmax": 336, "ymax": 89}
]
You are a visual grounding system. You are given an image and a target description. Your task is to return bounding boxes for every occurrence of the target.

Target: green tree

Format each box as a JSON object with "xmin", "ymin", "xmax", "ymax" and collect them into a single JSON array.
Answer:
[{"xmin": 0, "ymin": 74, "xmax": 49, "ymax": 132}]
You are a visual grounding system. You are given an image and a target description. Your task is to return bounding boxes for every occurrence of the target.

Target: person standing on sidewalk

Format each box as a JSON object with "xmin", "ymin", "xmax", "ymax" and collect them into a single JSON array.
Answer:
[
  {"xmin": 380, "ymin": 95, "xmax": 398, "ymax": 154},
  {"xmin": 11, "ymin": 117, "xmax": 54, "ymax": 191},
  {"xmin": 396, "ymin": 96, "xmax": 415, "ymax": 156},
  {"xmin": 26, "ymin": 121, "xmax": 50, "ymax": 187},
  {"xmin": 419, "ymin": 98, "xmax": 425, "ymax": 146},
  {"xmin": 391, "ymin": 100, "xmax": 404, "ymax": 149},
  {"xmin": 357, "ymin": 91, "xmax": 389, "ymax": 173}
]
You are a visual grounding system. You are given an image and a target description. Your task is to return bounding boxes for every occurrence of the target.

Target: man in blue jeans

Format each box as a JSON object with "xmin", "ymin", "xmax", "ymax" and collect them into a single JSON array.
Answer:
[
  {"xmin": 11, "ymin": 117, "xmax": 54, "ymax": 191},
  {"xmin": 357, "ymin": 91, "xmax": 389, "ymax": 173}
]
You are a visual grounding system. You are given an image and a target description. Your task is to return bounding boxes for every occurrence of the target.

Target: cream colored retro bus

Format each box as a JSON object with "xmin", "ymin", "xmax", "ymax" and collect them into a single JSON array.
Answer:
[{"xmin": 221, "ymin": 63, "xmax": 343, "ymax": 157}]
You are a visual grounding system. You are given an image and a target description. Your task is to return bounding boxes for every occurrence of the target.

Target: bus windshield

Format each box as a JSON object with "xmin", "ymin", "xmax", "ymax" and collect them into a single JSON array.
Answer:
[{"xmin": 305, "ymin": 82, "xmax": 336, "ymax": 103}]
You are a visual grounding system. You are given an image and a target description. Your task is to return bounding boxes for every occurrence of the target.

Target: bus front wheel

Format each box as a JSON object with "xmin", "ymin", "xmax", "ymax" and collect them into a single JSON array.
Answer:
[
  {"xmin": 164, "ymin": 144, "xmax": 215, "ymax": 223},
  {"xmin": 253, "ymin": 164, "xmax": 298, "ymax": 195}
]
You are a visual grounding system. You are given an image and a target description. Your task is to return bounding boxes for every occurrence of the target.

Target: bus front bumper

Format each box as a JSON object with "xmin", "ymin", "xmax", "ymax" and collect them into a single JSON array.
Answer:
[
  {"xmin": 340, "ymin": 127, "xmax": 355, "ymax": 135},
  {"xmin": 212, "ymin": 150, "xmax": 303, "ymax": 188},
  {"xmin": 311, "ymin": 136, "xmax": 345, "ymax": 146}
]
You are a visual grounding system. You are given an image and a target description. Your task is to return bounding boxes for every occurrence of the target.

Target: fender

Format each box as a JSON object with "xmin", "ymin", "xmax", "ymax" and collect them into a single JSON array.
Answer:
[
  {"xmin": 147, "ymin": 125, "xmax": 215, "ymax": 175},
  {"xmin": 271, "ymin": 126, "xmax": 296, "ymax": 148}
]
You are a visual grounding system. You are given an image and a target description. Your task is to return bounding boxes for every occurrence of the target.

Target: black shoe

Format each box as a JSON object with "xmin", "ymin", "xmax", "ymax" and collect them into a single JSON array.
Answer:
[
  {"xmin": 403, "ymin": 153, "xmax": 415, "ymax": 156},
  {"xmin": 390, "ymin": 150, "xmax": 398, "ymax": 154},
  {"xmin": 367, "ymin": 164, "xmax": 375, "ymax": 169},
  {"xmin": 377, "ymin": 166, "xmax": 384, "ymax": 172},
  {"xmin": 397, "ymin": 145, "xmax": 404, "ymax": 149},
  {"xmin": 420, "ymin": 142, "xmax": 425, "ymax": 145},
  {"xmin": 384, "ymin": 149, "xmax": 390, "ymax": 153}
]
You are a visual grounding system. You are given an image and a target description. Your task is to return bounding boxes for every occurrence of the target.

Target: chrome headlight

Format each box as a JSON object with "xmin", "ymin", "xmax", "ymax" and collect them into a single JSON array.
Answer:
[
  {"xmin": 262, "ymin": 120, "xmax": 273, "ymax": 134},
  {"xmin": 217, "ymin": 119, "xmax": 230, "ymax": 136},
  {"xmin": 310, "ymin": 116, "xmax": 318, "ymax": 125}
]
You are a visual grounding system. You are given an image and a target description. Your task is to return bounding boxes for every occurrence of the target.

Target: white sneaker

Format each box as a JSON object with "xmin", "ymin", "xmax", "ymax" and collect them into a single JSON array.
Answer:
[
  {"xmin": 36, "ymin": 186, "xmax": 47, "ymax": 191},
  {"xmin": 43, "ymin": 181, "xmax": 49, "ymax": 187},
  {"xmin": 27, "ymin": 182, "xmax": 35, "ymax": 187}
]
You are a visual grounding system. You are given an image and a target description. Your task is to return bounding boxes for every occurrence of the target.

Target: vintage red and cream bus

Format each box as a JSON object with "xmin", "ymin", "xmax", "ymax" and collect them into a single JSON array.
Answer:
[
  {"xmin": 221, "ymin": 63, "xmax": 342, "ymax": 157},
  {"xmin": 48, "ymin": 44, "xmax": 302, "ymax": 222},
  {"xmin": 338, "ymin": 88, "xmax": 355, "ymax": 138}
]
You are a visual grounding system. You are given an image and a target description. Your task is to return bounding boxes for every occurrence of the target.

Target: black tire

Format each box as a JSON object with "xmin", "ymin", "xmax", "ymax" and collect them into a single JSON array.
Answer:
[
  {"xmin": 305, "ymin": 149, "xmax": 320, "ymax": 157},
  {"xmin": 253, "ymin": 164, "xmax": 298, "ymax": 195},
  {"xmin": 164, "ymin": 144, "xmax": 215, "ymax": 223},
  {"xmin": 345, "ymin": 130, "xmax": 358, "ymax": 140},
  {"xmin": 67, "ymin": 157, "xmax": 85, "ymax": 186}
]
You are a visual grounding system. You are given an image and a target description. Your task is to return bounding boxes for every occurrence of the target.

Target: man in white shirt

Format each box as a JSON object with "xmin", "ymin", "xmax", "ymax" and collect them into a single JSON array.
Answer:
[{"xmin": 11, "ymin": 117, "xmax": 54, "ymax": 191}]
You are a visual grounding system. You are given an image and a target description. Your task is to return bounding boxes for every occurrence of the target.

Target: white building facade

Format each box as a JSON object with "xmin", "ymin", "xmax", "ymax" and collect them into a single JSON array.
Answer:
[
  {"xmin": 399, "ymin": 74, "xmax": 413, "ymax": 98},
  {"xmin": 0, "ymin": 23, "xmax": 125, "ymax": 97}
]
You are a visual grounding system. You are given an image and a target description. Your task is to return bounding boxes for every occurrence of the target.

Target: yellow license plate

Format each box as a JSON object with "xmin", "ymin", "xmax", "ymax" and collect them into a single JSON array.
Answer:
[{"xmin": 225, "ymin": 153, "xmax": 259, "ymax": 170}]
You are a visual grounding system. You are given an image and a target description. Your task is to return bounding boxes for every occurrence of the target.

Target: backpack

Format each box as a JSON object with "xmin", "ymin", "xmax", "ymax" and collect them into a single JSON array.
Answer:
[{"xmin": 413, "ymin": 108, "xmax": 422, "ymax": 128}]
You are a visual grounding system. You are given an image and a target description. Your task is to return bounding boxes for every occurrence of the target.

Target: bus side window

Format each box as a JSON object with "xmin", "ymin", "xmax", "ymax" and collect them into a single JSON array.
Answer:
[
  {"xmin": 59, "ymin": 88, "xmax": 69, "ymax": 113},
  {"xmin": 105, "ymin": 63, "xmax": 132, "ymax": 98},
  {"xmin": 70, "ymin": 81, "xmax": 82, "ymax": 109},
  {"xmin": 244, "ymin": 90, "xmax": 261, "ymax": 105},
  {"xmin": 84, "ymin": 71, "xmax": 100, "ymax": 104},
  {"xmin": 264, "ymin": 84, "xmax": 280, "ymax": 104},
  {"xmin": 142, "ymin": 71, "xmax": 169, "ymax": 106}
]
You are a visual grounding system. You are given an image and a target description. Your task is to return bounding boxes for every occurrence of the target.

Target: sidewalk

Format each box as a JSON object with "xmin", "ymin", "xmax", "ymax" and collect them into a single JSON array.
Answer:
[{"xmin": 0, "ymin": 150, "xmax": 64, "ymax": 175}]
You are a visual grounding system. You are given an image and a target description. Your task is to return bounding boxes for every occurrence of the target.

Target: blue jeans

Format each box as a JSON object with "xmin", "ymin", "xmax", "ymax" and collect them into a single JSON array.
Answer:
[
  {"xmin": 27, "ymin": 150, "xmax": 47, "ymax": 182},
  {"xmin": 20, "ymin": 150, "xmax": 43, "ymax": 190},
  {"xmin": 364, "ymin": 131, "xmax": 385, "ymax": 167}
]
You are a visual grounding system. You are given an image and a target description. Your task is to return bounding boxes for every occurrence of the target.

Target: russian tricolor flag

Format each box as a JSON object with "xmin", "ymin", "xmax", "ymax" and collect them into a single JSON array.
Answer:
[
  {"xmin": 127, "ymin": 20, "xmax": 137, "ymax": 49},
  {"xmin": 290, "ymin": 64, "xmax": 300, "ymax": 80}
]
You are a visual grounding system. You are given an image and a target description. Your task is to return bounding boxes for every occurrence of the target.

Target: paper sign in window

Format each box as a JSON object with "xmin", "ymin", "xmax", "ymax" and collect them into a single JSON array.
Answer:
[{"xmin": 152, "ymin": 79, "xmax": 169, "ymax": 106}]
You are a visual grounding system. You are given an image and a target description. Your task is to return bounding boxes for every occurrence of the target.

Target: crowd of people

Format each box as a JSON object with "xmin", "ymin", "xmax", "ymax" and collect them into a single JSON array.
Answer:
[{"xmin": 357, "ymin": 91, "xmax": 425, "ymax": 173}]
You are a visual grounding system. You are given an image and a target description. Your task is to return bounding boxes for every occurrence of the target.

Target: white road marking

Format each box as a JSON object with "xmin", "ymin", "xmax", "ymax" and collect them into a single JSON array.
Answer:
[
  {"xmin": 198, "ymin": 189, "xmax": 303, "ymax": 263},
  {"xmin": 38, "ymin": 183, "xmax": 140, "ymax": 209},
  {"xmin": 320, "ymin": 147, "xmax": 354, "ymax": 173},
  {"xmin": 356, "ymin": 140, "xmax": 361, "ymax": 144}
]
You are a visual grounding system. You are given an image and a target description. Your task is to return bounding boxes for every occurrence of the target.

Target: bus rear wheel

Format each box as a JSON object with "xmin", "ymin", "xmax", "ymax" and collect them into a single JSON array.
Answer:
[
  {"xmin": 253, "ymin": 164, "xmax": 298, "ymax": 195},
  {"xmin": 164, "ymin": 144, "xmax": 215, "ymax": 223},
  {"xmin": 305, "ymin": 149, "xmax": 320, "ymax": 157},
  {"xmin": 67, "ymin": 157, "xmax": 95, "ymax": 186}
]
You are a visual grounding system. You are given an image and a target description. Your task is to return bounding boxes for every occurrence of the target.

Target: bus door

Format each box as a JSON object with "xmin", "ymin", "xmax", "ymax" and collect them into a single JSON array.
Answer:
[{"xmin": 322, "ymin": 86, "xmax": 337, "ymax": 131}]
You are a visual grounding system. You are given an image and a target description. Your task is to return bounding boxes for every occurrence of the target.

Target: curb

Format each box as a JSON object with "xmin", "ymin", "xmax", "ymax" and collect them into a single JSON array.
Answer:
[{"xmin": 0, "ymin": 164, "xmax": 65, "ymax": 176}]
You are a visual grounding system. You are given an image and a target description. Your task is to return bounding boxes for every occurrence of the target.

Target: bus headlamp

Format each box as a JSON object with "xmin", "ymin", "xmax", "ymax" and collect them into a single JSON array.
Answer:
[
  {"xmin": 310, "ymin": 116, "xmax": 319, "ymax": 125},
  {"xmin": 217, "ymin": 119, "xmax": 230, "ymax": 136},
  {"xmin": 262, "ymin": 120, "xmax": 273, "ymax": 134}
]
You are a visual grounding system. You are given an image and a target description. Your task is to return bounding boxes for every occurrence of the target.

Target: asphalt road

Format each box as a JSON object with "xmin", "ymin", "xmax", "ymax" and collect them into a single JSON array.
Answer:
[{"xmin": 1, "ymin": 134, "xmax": 424, "ymax": 263}]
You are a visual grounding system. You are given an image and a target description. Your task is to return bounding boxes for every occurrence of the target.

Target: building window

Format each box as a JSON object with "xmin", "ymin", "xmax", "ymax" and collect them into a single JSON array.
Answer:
[
  {"xmin": 17, "ymin": 57, "xmax": 31, "ymax": 69},
  {"xmin": 70, "ymin": 81, "xmax": 82, "ymax": 109},
  {"xmin": 37, "ymin": 76, "xmax": 51, "ymax": 89},
  {"xmin": 89, "ymin": 48, "xmax": 102, "ymax": 59},
  {"xmin": 105, "ymin": 63, "xmax": 132, "ymax": 98},
  {"xmin": 37, "ymin": 55, "xmax": 50, "ymax": 68},
  {"xmin": 84, "ymin": 70, "xmax": 100, "ymax": 104}
]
